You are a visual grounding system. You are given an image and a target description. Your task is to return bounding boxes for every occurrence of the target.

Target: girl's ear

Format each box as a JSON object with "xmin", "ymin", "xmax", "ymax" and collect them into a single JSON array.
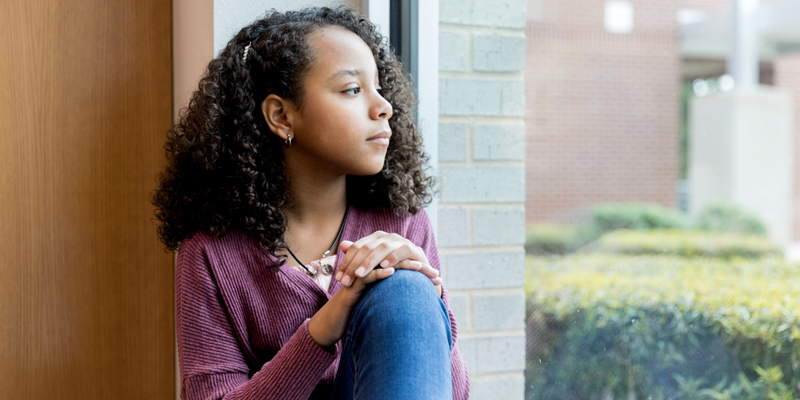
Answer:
[{"xmin": 261, "ymin": 94, "xmax": 295, "ymax": 141}]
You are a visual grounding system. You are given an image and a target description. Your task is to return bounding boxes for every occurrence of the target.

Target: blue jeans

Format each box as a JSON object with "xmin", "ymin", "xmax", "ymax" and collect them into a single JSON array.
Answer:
[{"xmin": 331, "ymin": 269, "xmax": 453, "ymax": 399}]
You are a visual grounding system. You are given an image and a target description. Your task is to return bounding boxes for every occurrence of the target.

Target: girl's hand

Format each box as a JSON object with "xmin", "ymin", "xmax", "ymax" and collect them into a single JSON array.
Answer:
[
  {"xmin": 336, "ymin": 231, "xmax": 442, "ymax": 297},
  {"xmin": 310, "ymin": 232, "xmax": 445, "ymax": 348}
]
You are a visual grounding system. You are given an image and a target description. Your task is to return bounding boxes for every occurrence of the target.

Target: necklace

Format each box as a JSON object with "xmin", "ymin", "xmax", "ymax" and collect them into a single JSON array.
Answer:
[{"xmin": 284, "ymin": 204, "xmax": 349, "ymax": 278}]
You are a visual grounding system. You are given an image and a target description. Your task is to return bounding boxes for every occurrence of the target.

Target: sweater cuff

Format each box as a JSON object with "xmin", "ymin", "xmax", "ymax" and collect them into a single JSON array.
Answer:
[
  {"xmin": 300, "ymin": 318, "xmax": 339, "ymax": 356},
  {"xmin": 300, "ymin": 318, "xmax": 340, "ymax": 358}
]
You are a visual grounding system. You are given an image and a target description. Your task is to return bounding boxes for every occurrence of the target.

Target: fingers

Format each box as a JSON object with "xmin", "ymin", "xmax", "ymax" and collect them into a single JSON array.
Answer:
[
  {"xmin": 337, "ymin": 240, "xmax": 399, "ymax": 286},
  {"xmin": 394, "ymin": 259, "xmax": 439, "ymax": 280},
  {"xmin": 337, "ymin": 233, "xmax": 409, "ymax": 287},
  {"xmin": 349, "ymin": 266, "xmax": 442, "ymax": 297},
  {"xmin": 350, "ymin": 241, "xmax": 404, "ymax": 279},
  {"xmin": 345, "ymin": 262, "xmax": 443, "ymax": 298},
  {"xmin": 379, "ymin": 243, "xmax": 428, "ymax": 270},
  {"xmin": 335, "ymin": 231, "xmax": 433, "ymax": 288},
  {"xmin": 394, "ymin": 259, "xmax": 443, "ymax": 297},
  {"xmin": 336, "ymin": 231, "xmax": 387, "ymax": 283},
  {"xmin": 433, "ymin": 278, "xmax": 442, "ymax": 297},
  {"xmin": 348, "ymin": 267, "xmax": 395, "ymax": 291}
]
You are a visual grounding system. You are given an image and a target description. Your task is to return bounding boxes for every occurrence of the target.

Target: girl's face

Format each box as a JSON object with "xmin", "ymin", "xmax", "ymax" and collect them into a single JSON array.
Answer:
[{"xmin": 277, "ymin": 26, "xmax": 393, "ymax": 177}]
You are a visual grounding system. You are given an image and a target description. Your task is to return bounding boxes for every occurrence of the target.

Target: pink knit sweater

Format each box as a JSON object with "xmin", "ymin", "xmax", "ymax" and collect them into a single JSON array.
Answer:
[{"xmin": 175, "ymin": 204, "xmax": 470, "ymax": 400}]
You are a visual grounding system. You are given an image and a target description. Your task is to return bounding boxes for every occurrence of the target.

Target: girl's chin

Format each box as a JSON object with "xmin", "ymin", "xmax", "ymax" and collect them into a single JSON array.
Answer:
[
  {"xmin": 347, "ymin": 160, "xmax": 386, "ymax": 176},
  {"xmin": 352, "ymin": 167, "xmax": 385, "ymax": 176}
]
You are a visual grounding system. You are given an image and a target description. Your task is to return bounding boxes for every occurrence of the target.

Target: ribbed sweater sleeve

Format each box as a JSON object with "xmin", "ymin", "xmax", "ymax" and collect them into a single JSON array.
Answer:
[
  {"xmin": 412, "ymin": 209, "xmax": 471, "ymax": 400},
  {"xmin": 175, "ymin": 235, "xmax": 338, "ymax": 400}
]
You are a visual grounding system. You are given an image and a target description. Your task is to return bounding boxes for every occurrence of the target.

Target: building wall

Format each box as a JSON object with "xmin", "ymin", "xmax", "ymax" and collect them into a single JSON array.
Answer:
[
  {"xmin": 437, "ymin": 0, "xmax": 528, "ymax": 398},
  {"xmin": 525, "ymin": 0, "xmax": 682, "ymax": 223},
  {"xmin": 774, "ymin": 54, "xmax": 800, "ymax": 240},
  {"xmin": 678, "ymin": 0, "xmax": 800, "ymax": 241},
  {"xmin": 680, "ymin": 0, "xmax": 786, "ymax": 11}
]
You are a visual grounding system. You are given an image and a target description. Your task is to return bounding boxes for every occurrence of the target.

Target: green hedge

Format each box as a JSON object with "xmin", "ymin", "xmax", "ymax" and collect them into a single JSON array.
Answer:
[
  {"xmin": 525, "ymin": 254, "xmax": 800, "ymax": 400},
  {"xmin": 591, "ymin": 229, "xmax": 781, "ymax": 259},
  {"xmin": 696, "ymin": 203, "xmax": 767, "ymax": 235},
  {"xmin": 525, "ymin": 202, "xmax": 771, "ymax": 256},
  {"xmin": 525, "ymin": 224, "xmax": 585, "ymax": 255},
  {"xmin": 591, "ymin": 202, "xmax": 692, "ymax": 232}
]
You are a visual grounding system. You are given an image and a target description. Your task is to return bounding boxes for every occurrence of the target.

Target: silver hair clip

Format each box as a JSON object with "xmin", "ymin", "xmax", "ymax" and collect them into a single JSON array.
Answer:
[{"xmin": 243, "ymin": 42, "xmax": 252, "ymax": 63}]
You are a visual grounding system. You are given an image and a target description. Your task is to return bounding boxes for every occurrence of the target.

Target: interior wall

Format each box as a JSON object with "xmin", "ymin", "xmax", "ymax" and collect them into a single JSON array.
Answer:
[{"xmin": 214, "ymin": 0, "xmax": 360, "ymax": 56}]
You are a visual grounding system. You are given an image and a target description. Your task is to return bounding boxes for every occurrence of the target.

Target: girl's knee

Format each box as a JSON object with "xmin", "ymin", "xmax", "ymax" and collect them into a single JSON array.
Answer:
[
  {"xmin": 348, "ymin": 269, "xmax": 452, "ymax": 348},
  {"xmin": 354, "ymin": 270, "xmax": 443, "ymax": 320},
  {"xmin": 369, "ymin": 269, "xmax": 437, "ymax": 300}
]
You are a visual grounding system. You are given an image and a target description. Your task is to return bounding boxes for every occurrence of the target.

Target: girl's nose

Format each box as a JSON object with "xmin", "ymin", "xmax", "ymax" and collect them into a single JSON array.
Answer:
[{"xmin": 371, "ymin": 90, "xmax": 393, "ymax": 120}]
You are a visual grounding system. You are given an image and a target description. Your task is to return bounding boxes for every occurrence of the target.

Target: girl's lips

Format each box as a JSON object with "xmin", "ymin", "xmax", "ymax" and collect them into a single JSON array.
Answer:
[{"xmin": 366, "ymin": 130, "xmax": 391, "ymax": 146}]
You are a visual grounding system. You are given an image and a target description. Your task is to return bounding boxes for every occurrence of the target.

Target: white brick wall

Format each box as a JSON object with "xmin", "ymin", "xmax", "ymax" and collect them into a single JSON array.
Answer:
[
  {"xmin": 438, "ymin": 123, "xmax": 468, "ymax": 162},
  {"xmin": 439, "ymin": 166, "xmax": 525, "ymax": 202},
  {"xmin": 438, "ymin": 0, "xmax": 527, "ymax": 398},
  {"xmin": 473, "ymin": 124, "xmax": 526, "ymax": 161},
  {"xmin": 440, "ymin": 0, "xmax": 527, "ymax": 28},
  {"xmin": 439, "ymin": 32, "xmax": 468, "ymax": 71},
  {"xmin": 473, "ymin": 35, "xmax": 526, "ymax": 72},
  {"xmin": 439, "ymin": 79, "xmax": 525, "ymax": 115}
]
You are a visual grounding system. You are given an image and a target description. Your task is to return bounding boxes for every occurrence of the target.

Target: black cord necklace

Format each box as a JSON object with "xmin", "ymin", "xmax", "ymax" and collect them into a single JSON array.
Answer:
[{"xmin": 284, "ymin": 204, "xmax": 349, "ymax": 277}]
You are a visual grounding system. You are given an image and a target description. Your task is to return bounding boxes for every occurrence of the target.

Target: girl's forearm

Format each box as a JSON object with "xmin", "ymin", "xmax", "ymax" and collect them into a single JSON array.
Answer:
[
  {"xmin": 308, "ymin": 289, "xmax": 357, "ymax": 348},
  {"xmin": 308, "ymin": 267, "xmax": 395, "ymax": 347}
]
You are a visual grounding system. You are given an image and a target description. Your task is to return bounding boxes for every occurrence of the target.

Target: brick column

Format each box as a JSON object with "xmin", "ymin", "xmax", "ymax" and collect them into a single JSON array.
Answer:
[{"xmin": 437, "ymin": 1, "xmax": 527, "ymax": 399}]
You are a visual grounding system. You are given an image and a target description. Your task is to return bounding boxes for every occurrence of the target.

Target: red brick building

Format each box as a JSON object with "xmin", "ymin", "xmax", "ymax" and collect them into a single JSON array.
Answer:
[{"xmin": 525, "ymin": 0, "xmax": 800, "ymax": 240}]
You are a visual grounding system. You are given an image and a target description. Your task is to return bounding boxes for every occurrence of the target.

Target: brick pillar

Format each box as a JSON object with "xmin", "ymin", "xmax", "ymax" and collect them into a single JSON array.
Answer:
[{"xmin": 438, "ymin": 0, "xmax": 527, "ymax": 399}]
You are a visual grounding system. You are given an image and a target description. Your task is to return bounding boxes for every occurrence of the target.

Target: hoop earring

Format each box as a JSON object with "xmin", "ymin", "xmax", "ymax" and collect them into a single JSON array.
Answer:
[{"xmin": 284, "ymin": 134, "xmax": 292, "ymax": 148}]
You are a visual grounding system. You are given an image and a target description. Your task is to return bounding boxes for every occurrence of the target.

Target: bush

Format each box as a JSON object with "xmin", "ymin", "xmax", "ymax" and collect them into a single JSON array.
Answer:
[
  {"xmin": 525, "ymin": 203, "xmax": 691, "ymax": 256},
  {"xmin": 696, "ymin": 203, "xmax": 767, "ymax": 236},
  {"xmin": 525, "ymin": 224, "xmax": 575, "ymax": 255},
  {"xmin": 525, "ymin": 203, "xmax": 772, "ymax": 257},
  {"xmin": 591, "ymin": 203, "xmax": 692, "ymax": 233},
  {"xmin": 592, "ymin": 229, "xmax": 781, "ymax": 259},
  {"xmin": 525, "ymin": 254, "xmax": 800, "ymax": 400},
  {"xmin": 525, "ymin": 224, "xmax": 596, "ymax": 255}
]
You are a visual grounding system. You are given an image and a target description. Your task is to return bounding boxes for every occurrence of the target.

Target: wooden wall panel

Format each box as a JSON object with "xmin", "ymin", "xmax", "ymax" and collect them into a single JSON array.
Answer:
[{"xmin": 0, "ymin": 1, "xmax": 174, "ymax": 398}]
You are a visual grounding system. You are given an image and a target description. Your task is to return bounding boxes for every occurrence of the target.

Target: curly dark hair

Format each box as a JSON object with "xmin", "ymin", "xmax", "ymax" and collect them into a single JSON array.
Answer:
[{"xmin": 152, "ymin": 6, "xmax": 434, "ymax": 263}]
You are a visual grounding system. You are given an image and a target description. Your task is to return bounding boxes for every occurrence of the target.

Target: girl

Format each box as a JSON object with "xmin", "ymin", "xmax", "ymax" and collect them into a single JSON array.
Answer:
[{"xmin": 153, "ymin": 6, "xmax": 469, "ymax": 400}]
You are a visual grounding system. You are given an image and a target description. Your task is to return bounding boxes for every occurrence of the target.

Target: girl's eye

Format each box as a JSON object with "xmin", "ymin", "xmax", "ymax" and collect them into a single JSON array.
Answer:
[{"xmin": 343, "ymin": 87, "xmax": 361, "ymax": 95}]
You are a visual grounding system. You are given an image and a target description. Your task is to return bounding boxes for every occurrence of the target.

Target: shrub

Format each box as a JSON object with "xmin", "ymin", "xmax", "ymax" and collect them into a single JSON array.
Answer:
[
  {"xmin": 591, "ymin": 202, "xmax": 692, "ymax": 233},
  {"xmin": 525, "ymin": 203, "xmax": 691, "ymax": 256},
  {"xmin": 525, "ymin": 224, "xmax": 575, "ymax": 255},
  {"xmin": 696, "ymin": 203, "xmax": 767, "ymax": 235},
  {"xmin": 592, "ymin": 229, "xmax": 781, "ymax": 259},
  {"xmin": 525, "ymin": 254, "xmax": 800, "ymax": 400},
  {"xmin": 525, "ymin": 203, "xmax": 772, "ymax": 257},
  {"xmin": 525, "ymin": 224, "xmax": 597, "ymax": 255}
]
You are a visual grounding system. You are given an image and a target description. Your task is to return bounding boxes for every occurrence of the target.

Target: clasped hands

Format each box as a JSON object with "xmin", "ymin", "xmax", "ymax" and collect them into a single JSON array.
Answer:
[
  {"xmin": 335, "ymin": 230, "xmax": 442, "ymax": 297},
  {"xmin": 307, "ymin": 230, "xmax": 443, "ymax": 348}
]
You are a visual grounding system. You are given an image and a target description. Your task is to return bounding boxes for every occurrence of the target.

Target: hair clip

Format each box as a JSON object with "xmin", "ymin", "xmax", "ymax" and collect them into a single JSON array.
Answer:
[{"xmin": 243, "ymin": 42, "xmax": 252, "ymax": 63}]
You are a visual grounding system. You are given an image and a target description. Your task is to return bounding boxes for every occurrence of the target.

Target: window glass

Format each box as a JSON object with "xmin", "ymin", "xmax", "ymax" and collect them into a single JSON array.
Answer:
[{"xmin": 524, "ymin": 1, "xmax": 800, "ymax": 399}]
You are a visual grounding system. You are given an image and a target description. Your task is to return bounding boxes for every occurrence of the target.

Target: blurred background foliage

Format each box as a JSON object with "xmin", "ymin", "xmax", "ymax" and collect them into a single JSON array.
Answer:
[
  {"xmin": 525, "ymin": 202, "xmax": 767, "ymax": 256},
  {"xmin": 525, "ymin": 202, "xmax": 798, "ymax": 400}
]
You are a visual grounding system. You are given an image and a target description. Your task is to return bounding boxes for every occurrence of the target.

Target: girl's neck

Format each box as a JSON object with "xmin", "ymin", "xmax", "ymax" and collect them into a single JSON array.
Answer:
[
  {"xmin": 283, "ymin": 155, "xmax": 348, "ymax": 238},
  {"xmin": 285, "ymin": 177, "xmax": 347, "ymax": 227}
]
